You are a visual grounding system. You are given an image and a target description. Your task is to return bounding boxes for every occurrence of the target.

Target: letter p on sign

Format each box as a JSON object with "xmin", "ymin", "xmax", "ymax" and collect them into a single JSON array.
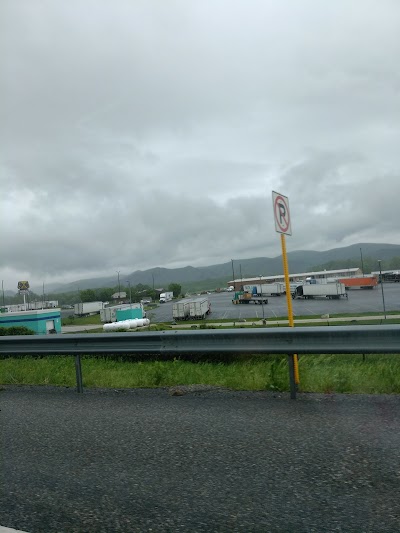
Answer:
[{"xmin": 272, "ymin": 191, "xmax": 292, "ymax": 235}]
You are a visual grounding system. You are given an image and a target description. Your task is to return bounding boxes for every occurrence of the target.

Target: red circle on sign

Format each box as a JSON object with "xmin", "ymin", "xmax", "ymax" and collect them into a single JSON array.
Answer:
[{"xmin": 274, "ymin": 195, "xmax": 290, "ymax": 232}]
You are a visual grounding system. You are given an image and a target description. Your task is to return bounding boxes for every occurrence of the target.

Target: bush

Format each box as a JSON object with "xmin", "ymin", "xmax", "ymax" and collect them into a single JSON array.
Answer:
[{"xmin": 0, "ymin": 326, "xmax": 35, "ymax": 336}]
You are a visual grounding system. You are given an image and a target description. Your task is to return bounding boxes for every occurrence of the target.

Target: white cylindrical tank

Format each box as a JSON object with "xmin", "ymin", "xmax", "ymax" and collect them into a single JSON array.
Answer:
[
  {"xmin": 103, "ymin": 323, "xmax": 114, "ymax": 332},
  {"xmin": 115, "ymin": 321, "xmax": 129, "ymax": 330},
  {"xmin": 126, "ymin": 319, "xmax": 138, "ymax": 329},
  {"xmin": 135, "ymin": 319, "xmax": 145, "ymax": 328}
]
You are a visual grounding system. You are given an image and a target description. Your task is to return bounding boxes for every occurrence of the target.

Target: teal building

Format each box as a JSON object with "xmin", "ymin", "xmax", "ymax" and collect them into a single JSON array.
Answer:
[
  {"xmin": 0, "ymin": 309, "xmax": 62, "ymax": 334},
  {"xmin": 116, "ymin": 307, "xmax": 144, "ymax": 321}
]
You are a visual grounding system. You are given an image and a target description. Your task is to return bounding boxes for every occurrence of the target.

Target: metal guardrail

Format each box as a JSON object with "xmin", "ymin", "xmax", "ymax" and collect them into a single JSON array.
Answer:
[{"xmin": 1, "ymin": 325, "xmax": 399, "ymax": 398}]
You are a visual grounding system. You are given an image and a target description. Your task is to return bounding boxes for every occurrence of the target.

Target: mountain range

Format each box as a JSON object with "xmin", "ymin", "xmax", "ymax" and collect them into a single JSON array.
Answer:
[{"xmin": 36, "ymin": 242, "xmax": 400, "ymax": 294}]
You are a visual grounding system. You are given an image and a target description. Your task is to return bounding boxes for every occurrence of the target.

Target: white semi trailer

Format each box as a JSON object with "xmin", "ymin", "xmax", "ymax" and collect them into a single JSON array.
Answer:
[
  {"xmin": 172, "ymin": 299, "xmax": 192, "ymax": 321},
  {"xmin": 293, "ymin": 282, "xmax": 347, "ymax": 300},
  {"xmin": 159, "ymin": 292, "xmax": 173, "ymax": 303},
  {"xmin": 188, "ymin": 297, "xmax": 211, "ymax": 319},
  {"xmin": 243, "ymin": 283, "xmax": 285, "ymax": 296},
  {"xmin": 100, "ymin": 303, "xmax": 145, "ymax": 323},
  {"xmin": 74, "ymin": 301, "xmax": 105, "ymax": 316}
]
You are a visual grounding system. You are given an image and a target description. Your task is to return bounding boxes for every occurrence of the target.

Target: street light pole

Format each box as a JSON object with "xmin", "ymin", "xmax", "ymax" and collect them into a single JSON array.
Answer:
[
  {"xmin": 231, "ymin": 259, "xmax": 236, "ymax": 290},
  {"xmin": 378, "ymin": 260, "xmax": 387, "ymax": 319},
  {"xmin": 259, "ymin": 275, "xmax": 265, "ymax": 321}
]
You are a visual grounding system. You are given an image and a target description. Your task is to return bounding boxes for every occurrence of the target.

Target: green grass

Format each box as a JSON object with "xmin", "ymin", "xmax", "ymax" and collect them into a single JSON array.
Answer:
[
  {"xmin": 62, "ymin": 314, "xmax": 102, "ymax": 326},
  {"xmin": 1, "ymin": 354, "xmax": 400, "ymax": 394}
]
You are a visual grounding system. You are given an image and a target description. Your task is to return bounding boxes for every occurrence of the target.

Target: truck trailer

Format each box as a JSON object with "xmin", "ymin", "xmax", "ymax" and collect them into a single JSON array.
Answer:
[
  {"xmin": 74, "ymin": 301, "xmax": 105, "ymax": 316},
  {"xmin": 293, "ymin": 282, "xmax": 347, "ymax": 300},
  {"xmin": 243, "ymin": 283, "xmax": 285, "ymax": 296},
  {"xmin": 100, "ymin": 303, "xmax": 145, "ymax": 323},
  {"xmin": 159, "ymin": 292, "xmax": 173, "ymax": 303},
  {"xmin": 188, "ymin": 297, "xmax": 211, "ymax": 319},
  {"xmin": 338, "ymin": 276, "xmax": 377, "ymax": 289},
  {"xmin": 172, "ymin": 299, "xmax": 192, "ymax": 321}
]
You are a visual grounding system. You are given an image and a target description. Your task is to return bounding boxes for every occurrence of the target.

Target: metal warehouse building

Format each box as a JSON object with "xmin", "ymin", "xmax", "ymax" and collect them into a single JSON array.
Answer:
[{"xmin": 228, "ymin": 268, "xmax": 362, "ymax": 290}]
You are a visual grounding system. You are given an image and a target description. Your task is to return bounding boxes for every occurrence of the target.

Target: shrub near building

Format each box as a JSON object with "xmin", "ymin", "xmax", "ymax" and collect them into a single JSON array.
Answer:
[{"xmin": 0, "ymin": 326, "xmax": 35, "ymax": 335}]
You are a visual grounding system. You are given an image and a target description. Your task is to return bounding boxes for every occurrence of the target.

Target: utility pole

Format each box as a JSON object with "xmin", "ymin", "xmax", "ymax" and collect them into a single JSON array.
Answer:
[
  {"xmin": 1, "ymin": 280, "xmax": 5, "ymax": 307},
  {"xmin": 360, "ymin": 248, "xmax": 365, "ymax": 276},
  {"xmin": 231, "ymin": 259, "xmax": 236, "ymax": 290},
  {"xmin": 116, "ymin": 271, "xmax": 121, "ymax": 298},
  {"xmin": 126, "ymin": 281, "xmax": 132, "ymax": 307},
  {"xmin": 378, "ymin": 260, "xmax": 387, "ymax": 319}
]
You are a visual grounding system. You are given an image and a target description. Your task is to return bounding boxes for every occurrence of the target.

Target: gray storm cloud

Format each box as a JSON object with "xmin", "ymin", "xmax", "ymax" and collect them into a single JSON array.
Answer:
[{"xmin": 1, "ymin": 0, "xmax": 400, "ymax": 287}]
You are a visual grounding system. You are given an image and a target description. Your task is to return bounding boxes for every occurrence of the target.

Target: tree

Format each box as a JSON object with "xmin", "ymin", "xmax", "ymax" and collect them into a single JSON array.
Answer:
[
  {"xmin": 98, "ymin": 288, "xmax": 115, "ymax": 302},
  {"xmin": 168, "ymin": 283, "xmax": 182, "ymax": 298},
  {"xmin": 79, "ymin": 289, "xmax": 96, "ymax": 302}
]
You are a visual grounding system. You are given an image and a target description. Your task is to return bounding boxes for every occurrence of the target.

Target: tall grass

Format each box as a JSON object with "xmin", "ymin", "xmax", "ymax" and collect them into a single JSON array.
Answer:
[{"xmin": 1, "ymin": 354, "xmax": 400, "ymax": 394}]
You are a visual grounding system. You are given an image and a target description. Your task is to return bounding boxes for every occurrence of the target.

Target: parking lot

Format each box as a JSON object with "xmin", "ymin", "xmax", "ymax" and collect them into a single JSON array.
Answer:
[{"xmin": 147, "ymin": 284, "xmax": 400, "ymax": 323}]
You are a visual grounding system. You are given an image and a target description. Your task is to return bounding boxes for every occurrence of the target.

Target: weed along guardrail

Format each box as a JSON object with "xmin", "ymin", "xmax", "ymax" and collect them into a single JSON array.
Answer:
[{"xmin": 1, "ymin": 325, "xmax": 400, "ymax": 399}]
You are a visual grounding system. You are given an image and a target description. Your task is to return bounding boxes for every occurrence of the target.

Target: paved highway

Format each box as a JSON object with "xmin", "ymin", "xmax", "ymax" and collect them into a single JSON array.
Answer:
[
  {"xmin": 1, "ymin": 387, "xmax": 399, "ymax": 532},
  {"xmin": 149, "ymin": 283, "xmax": 400, "ymax": 323}
]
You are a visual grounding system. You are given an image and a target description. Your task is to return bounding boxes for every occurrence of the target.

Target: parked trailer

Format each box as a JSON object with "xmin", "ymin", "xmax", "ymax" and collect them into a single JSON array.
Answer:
[
  {"xmin": 74, "ymin": 301, "xmax": 105, "ymax": 316},
  {"xmin": 232, "ymin": 292, "xmax": 268, "ymax": 305},
  {"xmin": 338, "ymin": 276, "xmax": 377, "ymax": 290},
  {"xmin": 243, "ymin": 283, "xmax": 285, "ymax": 296},
  {"xmin": 188, "ymin": 297, "xmax": 211, "ymax": 319},
  {"xmin": 293, "ymin": 282, "xmax": 347, "ymax": 300},
  {"xmin": 100, "ymin": 303, "xmax": 145, "ymax": 323},
  {"xmin": 172, "ymin": 299, "xmax": 192, "ymax": 321}
]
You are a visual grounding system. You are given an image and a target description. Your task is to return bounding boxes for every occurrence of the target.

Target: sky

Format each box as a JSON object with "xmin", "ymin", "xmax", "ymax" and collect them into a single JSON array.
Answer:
[{"xmin": 1, "ymin": 0, "xmax": 400, "ymax": 290}]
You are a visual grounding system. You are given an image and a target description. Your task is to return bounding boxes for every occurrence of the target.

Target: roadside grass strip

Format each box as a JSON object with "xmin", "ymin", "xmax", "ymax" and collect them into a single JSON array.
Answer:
[{"xmin": 1, "ymin": 354, "xmax": 400, "ymax": 394}]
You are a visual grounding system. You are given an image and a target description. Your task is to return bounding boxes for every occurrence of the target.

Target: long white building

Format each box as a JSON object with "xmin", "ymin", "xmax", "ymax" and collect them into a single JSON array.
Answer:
[{"xmin": 228, "ymin": 268, "xmax": 362, "ymax": 290}]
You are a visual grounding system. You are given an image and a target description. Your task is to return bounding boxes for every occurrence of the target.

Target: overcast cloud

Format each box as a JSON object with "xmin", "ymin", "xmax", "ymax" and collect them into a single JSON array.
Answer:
[{"xmin": 1, "ymin": 0, "xmax": 400, "ymax": 289}]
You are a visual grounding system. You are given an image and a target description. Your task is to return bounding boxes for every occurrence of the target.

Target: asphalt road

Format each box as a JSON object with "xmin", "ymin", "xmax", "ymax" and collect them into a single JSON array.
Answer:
[
  {"xmin": 148, "ymin": 283, "xmax": 400, "ymax": 323},
  {"xmin": 1, "ymin": 387, "xmax": 400, "ymax": 532}
]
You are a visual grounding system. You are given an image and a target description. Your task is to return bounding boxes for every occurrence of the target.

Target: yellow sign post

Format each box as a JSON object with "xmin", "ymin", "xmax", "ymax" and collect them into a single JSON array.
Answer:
[{"xmin": 272, "ymin": 191, "xmax": 299, "ymax": 395}]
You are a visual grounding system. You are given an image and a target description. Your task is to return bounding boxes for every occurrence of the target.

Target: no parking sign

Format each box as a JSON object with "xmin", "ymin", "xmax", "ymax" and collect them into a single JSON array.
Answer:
[
  {"xmin": 272, "ymin": 190, "xmax": 299, "ymax": 392},
  {"xmin": 272, "ymin": 191, "xmax": 292, "ymax": 235}
]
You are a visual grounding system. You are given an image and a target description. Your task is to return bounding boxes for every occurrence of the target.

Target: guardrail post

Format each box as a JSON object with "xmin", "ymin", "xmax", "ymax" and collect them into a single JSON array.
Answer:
[
  {"xmin": 287, "ymin": 354, "xmax": 297, "ymax": 400},
  {"xmin": 75, "ymin": 354, "xmax": 83, "ymax": 393}
]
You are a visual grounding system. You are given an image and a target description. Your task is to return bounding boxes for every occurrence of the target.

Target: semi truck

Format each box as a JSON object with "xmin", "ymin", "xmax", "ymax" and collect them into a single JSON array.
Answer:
[
  {"xmin": 188, "ymin": 297, "xmax": 211, "ymax": 319},
  {"xmin": 100, "ymin": 303, "xmax": 145, "ymax": 323},
  {"xmin": 74, "ymin": 301, "xmax": 105, "ymax": 316},
  {"xmin": 172, "ymin": 299, "xmax": 192, "ymax": 321},
  {"xmin": 159, "ymin": 292, "xmax": 173, "ymax": 303},
  {"xmin": 232, "ymin": 292, "xmax": 268, "ymax": 305},
  {"xmin": 243, "ymin": 283, "xmax": 285, "ymax": 296},
  {"xmin": 293, "ymin": 282, "xmax": 347, "ymax": 300}
]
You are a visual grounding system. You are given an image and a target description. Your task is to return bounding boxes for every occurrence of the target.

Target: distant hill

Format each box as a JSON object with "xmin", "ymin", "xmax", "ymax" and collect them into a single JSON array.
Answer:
[{"xmin": 36, "ymin": 242, "xmax": 400, "ymax": 294}]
